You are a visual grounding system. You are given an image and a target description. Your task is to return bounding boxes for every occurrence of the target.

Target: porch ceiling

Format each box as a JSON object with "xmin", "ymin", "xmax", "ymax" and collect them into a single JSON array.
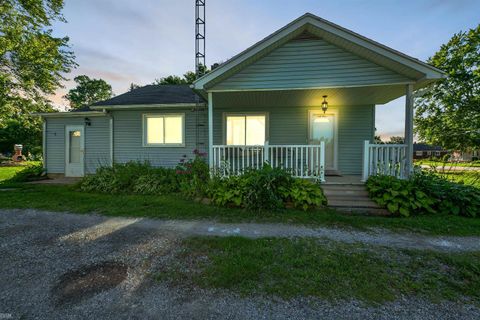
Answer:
[{"xmin": 212, "ymin": 84, "xmax": 407, "ymax": 107}]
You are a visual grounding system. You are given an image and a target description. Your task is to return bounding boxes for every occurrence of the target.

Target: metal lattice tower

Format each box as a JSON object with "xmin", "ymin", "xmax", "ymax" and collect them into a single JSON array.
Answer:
[
  {"xmin": 194, "ymin": 0, "xmax": 206, "ymax": 150},
  {"xmin": 195, "ymin": 0, "xmax": 206, "ymax": 77}
]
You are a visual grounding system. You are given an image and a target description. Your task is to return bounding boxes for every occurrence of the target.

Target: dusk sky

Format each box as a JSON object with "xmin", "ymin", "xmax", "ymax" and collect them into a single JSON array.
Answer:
[{"xmin": 51, "ymin": 0, "xmax": 480, "ymax": 139}]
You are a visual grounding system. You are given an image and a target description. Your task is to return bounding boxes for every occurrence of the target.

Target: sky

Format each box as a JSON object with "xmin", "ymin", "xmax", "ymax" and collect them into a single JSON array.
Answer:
[{"xmin": 50, "ymin": 0, "xmax": 480, "ymax": 139}]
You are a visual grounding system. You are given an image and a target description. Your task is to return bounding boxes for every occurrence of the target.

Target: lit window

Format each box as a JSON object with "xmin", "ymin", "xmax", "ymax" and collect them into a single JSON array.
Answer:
[
  {"xmin": 416, "ymin": 151, "xmax": 423, "ymax": 156},
  {"xmin": 143, "ymin": 114, "xmax": 184, "ymax": 146},
  {"xmin": 226, "ymin": 114, "xmax": 266, "ymax": 145}
]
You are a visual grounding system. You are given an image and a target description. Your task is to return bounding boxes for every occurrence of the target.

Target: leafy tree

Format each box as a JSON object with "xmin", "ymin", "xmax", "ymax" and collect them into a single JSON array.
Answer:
[
  {"xmin": 65, "ymin": 75, "xmax": 113, "ymax": 109},
  {"xmin": 153, "ymin": 64, "xmax": 209, "ymax": 85},
  {"xmin": 388, "ymin": 136, "xmax": 405, "ymax": 144},
  {"xmin": 415, "ymin": 24, "xmax": 480, "ymax": 151},
  {"xmin": 129, "ymin": 83, "xmax": 140, "ymax": 91},
  {"xmin": 0, "ymin": 0, "xmax": 75, "ymax": 154}
]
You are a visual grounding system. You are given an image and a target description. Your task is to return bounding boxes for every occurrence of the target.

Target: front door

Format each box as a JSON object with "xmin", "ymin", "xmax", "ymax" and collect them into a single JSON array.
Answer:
[
  {"xmin": 65, "ymin": 125, "xmax": 85, "ymax": 177},
  {"xmin": 309, "ymin": 111, "xmax": 336, "ymax": 170}
]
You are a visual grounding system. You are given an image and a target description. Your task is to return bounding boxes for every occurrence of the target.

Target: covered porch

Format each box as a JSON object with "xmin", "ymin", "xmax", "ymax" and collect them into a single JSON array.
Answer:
[{"xmin": 205, "ymin": 84, "xmax": 415, "ymax": 183}]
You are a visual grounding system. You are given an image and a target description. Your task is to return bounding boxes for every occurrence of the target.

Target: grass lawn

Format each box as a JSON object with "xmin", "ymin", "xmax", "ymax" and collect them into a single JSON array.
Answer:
[
  {"xmin": 439, "ymin": 171, "xmax": 480, "ymax": 189},
  {"xmin": 0, "ymin": 166, "xmax": 25, "ymax": 181},
  {"xmin": 157, "ymin": 237, "xmax": 480, "ymax": 303},
  {"xmin": 415, "ymin": 159, "xmax": 480, "ymax": 167},
  {"xmin": 1, "ymin": 183, "xmax": 480, "ymax": 236}
]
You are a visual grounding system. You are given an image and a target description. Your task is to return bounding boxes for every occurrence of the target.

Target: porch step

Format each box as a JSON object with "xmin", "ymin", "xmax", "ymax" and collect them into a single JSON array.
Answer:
[{"xmin": 321, "ymin": 184, "xmax": 390, "ymax": 216}]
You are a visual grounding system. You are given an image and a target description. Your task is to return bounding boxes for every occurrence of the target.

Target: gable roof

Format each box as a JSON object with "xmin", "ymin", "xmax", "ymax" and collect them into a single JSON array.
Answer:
[
  {"xmin": 90, "ymin": 84, "xmax": 204, "ymax": 109},
  {"xmin": 193, "ymin": 13, "xmax": 445, "ymax": 92}
]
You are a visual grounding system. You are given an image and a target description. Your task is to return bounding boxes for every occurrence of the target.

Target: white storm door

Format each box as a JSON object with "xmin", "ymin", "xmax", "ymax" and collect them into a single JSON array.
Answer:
[
  {"xmin": 65, "ymin": 125, "xmax": 85, "ymax": 177},
  {"xmin": 309, "ymin": 111, "xmax": 337, "ymax": 170}
]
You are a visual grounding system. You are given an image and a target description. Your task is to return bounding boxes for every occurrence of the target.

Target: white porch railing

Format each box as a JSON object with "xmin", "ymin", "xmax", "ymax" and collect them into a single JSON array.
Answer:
[
  {"xmin": 212, "ymin": 142, "xmax": 325, "ymax": 181},
  {"xmin": 362, "ymin": 140, "xmax": 408, "ymax": 181}
]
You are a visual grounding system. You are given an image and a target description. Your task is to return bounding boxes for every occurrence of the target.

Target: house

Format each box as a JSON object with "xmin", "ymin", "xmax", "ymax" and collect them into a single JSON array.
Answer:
[
  {"xmin": 452, "ymin": 150, "xmax": 480, "ymax": 162},
  {"xmin": 37, "ymin": 13, "xmax": 444, "ymax": 182},
  {"xmin": 413, "ymin": 143, "xmax": 449, "ymax": 159}
]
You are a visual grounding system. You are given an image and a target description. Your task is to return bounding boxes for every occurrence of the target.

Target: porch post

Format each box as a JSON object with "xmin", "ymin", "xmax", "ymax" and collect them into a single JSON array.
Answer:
[
  {"xmin": 208, "ymin": 91, "xmax": 213, "ymax": 169},
  {"xmin": 405, "ymin": 84, "xmax": 414, "ymax": 177}
]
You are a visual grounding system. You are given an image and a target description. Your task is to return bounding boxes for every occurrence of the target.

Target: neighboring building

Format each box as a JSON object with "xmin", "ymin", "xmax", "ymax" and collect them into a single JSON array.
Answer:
[
  {"xmin": 452, "ymin": 150, "xmax": 480, "ymax": 162},
  {"xmin": 37, "ymin": 13, "xmax": 444, "ymax": 181},
  {"xmin": 413, "ymin": 143, "xmax": 449, "ymax": 159}
]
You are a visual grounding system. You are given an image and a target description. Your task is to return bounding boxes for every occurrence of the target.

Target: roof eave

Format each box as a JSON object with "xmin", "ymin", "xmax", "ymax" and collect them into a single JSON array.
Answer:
[
  {"xmin": 193, "ymin": 13, "xmax": 445, "ymax": 91},
  {"xmin": 89, "ymin": 103, "xmax": 206, "ymax": 110}
]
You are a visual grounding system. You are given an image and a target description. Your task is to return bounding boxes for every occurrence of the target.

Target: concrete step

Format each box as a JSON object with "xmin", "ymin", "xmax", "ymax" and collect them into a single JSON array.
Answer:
[
  {"xmin": 322, "ymin": 189, "xmax": 369, "ymax": 197},
  {"xmin": 321, "ymin": 184, "xmax": 367, "ymax": 191},
  {"xmin": 327, "ymin": 199, "xmax": 380, "ymax": 208}
]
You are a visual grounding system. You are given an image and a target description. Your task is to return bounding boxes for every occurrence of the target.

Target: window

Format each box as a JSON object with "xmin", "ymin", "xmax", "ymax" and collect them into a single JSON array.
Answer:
[
  {"xmin": 226, "ymin": 114, "xmax": 266, "ymax": 145},
  {"xmin": 416, "ymin": 151, "xmax": 423, "ymax": 156},
  {"xmin": 435, "ymin": 151, "xmax": 441, "ymax": 156},
  {"xmin": 427, "ymin": 151, "xmax": 432, "ymax": 156},
  {"xmin": 143, "ymin": 114, "xmax": 184, "ymax": 146}
]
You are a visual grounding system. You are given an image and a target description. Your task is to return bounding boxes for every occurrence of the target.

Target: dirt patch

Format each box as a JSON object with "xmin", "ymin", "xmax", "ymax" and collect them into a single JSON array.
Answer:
[{"xmin": 52, "ymin": 261, "xmax": 128, "ymax": 306}]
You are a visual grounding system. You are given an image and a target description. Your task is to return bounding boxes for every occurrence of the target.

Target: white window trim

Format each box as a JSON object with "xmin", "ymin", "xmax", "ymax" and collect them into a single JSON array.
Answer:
[
  {"xmin": 142, "ymin": 113, "xmax": 185, "ymax": 147},
  {"xmin": 223, "ymin": 112, "xmax": 269, "ymax": 146}
]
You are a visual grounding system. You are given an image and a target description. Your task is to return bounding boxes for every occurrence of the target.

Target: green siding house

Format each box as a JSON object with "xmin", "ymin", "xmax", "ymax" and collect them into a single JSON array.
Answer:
[{"xmin": 38, "ymin": 13, "xmax": 444, "ymax": 181}]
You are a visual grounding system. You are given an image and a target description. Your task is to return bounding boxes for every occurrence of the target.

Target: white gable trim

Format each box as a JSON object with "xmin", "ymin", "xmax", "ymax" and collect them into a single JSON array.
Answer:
[{"xmin": 193, "ymin": 13, "xmax": 444, "ymax": 91}]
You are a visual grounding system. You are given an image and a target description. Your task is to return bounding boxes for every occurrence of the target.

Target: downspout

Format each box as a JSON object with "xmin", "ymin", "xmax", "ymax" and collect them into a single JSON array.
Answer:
[{"xmin": 106, "ymin": 109, "xmax": 114, "ymax": 166}]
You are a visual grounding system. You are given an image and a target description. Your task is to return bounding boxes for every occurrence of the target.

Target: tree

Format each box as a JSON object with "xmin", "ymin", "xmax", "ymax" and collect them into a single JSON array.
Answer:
[
  {"xmin": 387, "ymin": 136, "xmax": 404, "ymax": 144},
  {"xmin": 153, "ymin": 64, "xmax": 209, "ymax": 85},
  {"xmin": 415, "ymin": 24, "xmax": 480, "ymax": 151},
  {"xmin": 65, "ymin": 75, "xmax": 113, "ymax": 109},
  {"xmin": 129, "ymin": 83, "xmax": 140, "ymax": 91},
  {"xmin": 0, "ymin": 0, "xmax": 76, "ymax": 154}
]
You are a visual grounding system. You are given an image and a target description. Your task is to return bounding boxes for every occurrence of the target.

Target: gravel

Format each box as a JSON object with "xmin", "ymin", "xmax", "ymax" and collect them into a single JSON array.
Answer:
[{"xmin": 1, "ymin": 208, "xmax": 479, "ymax": 319}]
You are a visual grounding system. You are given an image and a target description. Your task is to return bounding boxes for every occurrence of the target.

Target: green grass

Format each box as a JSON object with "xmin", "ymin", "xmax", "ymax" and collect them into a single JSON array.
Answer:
[
  {"xmin": 439, "ymin": 171, "xmax": 480, "ymax": 188},
  {"xmin": 156, "ymin": 237, "xmax": 480, "ymax": 303},
  {"xmin": 1, "ymin": 183, "xmax": 480, "ymax": 236},
  {"xmin": 0, "ymin": 166, "xmax": 25, "ymax": 181},
  {"xmin": 415, "ymin": 160, "xmax": 480, "ymax": 167}
]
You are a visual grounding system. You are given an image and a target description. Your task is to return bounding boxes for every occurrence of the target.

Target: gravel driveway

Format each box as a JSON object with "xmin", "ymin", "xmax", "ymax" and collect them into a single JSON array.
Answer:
[{"xmin": 1, "ymin": 209, "xmax": 479, "ymax": 320}]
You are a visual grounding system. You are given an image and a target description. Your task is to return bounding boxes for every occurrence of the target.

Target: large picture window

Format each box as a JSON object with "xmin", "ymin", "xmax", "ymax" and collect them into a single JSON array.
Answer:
[
  {"xmin": 226, "ymin": 114, "xmax": 266, "ymax": 145},
  {"xmin": 143, "ymin": 114, "xmax": 184, "ymax": 146}
]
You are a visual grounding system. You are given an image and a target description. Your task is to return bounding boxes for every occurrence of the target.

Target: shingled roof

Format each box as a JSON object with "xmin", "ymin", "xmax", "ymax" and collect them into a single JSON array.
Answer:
[{"xmin": 91, "ymin": 84, "xmax": 203, "ymax": 107}]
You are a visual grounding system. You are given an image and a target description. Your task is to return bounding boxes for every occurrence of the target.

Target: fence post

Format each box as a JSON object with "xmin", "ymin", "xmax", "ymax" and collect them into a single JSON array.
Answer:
[
  {"xmin": 362, "ymin": 140, "xmax": 370, "ymax": 182},
  {"xmin": 264, "ymin": 140, "xmax": 269, "ymax": 164},
  {"xmin": 320, "ymin": 141, "xmax": 326, "ymax": 182}
]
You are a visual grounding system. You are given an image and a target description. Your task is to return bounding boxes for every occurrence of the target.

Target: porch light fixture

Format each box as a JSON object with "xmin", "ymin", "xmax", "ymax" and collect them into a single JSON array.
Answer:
[
  {"xmin": 321, "ymin": 95, "xmax": 328, "ymax": 113},
  {"xmin": 84, "ymin": 117, "xmax": 91, "ymax": 126}
]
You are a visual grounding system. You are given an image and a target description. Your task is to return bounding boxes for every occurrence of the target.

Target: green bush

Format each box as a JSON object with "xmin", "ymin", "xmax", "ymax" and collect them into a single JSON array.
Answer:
[
  {"xmin": 366, "ymin": 175, "xmax": 435, "ymax": 217},
  {"xmin": 176, "ymin": 150, "xmax": 210, "ymax": 198},
  {"xmin": 367, "ymin": 173, "xmax": 480, "ymax": 218},
  {"xmin": 280, "ymin": 179, "xmax": 326, "ymax": 211},
  {"xmin": 207, "ymin": 165, "xmax": 326, "ymax": 211},
  {"xmin": 79, "ymin": 161, "xmax": 181, "ymax": 195},
  {"xmin": 9, "ymin": 162, "xmax": 45, "ymax": 182},
  {"xmin": 411, "ymin": 172, "xmax": 480, "ymax": 217}
]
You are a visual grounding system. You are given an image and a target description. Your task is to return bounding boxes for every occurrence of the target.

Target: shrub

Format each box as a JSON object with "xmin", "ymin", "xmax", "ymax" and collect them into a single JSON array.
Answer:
[
  {"xmin": 280, "ymin": 179, "xmax": 326, "ymax": 211},
  {"xmin": 207, "ymin": 165, "xmax": 326, "ymax": 211},
  {"xmin": 176, "ymin": 150, "xmax": 209, "ymax": 198},
  {"xmin": 367, "ymin": 173, "xmax": 480, "ymax": 218},
  {"xmin": 79, "ymin": 161, "xmax": 180, "ymax": 195},
  {"xmin": 411, "ymin": 171, "xmax": 480, "ymax": 217},
  {"xmin": 9, "ymin": 162, "xmax": 45, "ymax": 182}
]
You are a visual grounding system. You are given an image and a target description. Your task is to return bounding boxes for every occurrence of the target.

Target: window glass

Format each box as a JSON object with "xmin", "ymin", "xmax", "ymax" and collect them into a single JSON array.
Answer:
[
  {"xmin": 145, "ymin": 115, "xmax": 183, "ymax": 145},
  {"xmin": 164, "ymin": 116, "xmax": 183, "ymax": 144},
  {"xmin": 226, "ymin": 116, "xmax": 246, "ymax": 145},
  {"xmin": 226, "ymin": 115, "xmax": 266, "ymax": 146},
  {"xmin": 69, "ymin": 131, "xmax": 81, "ymax": 163},
  {"xmin": 246, "ymin": 116, "xmax": 265, "ymax": 145},
  {"xmin": 147, "ymin": 117, "xmax": 164, "ymax": 144}
]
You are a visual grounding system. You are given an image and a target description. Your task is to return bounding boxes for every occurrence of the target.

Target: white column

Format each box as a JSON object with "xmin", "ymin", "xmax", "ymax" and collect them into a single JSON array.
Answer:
[
  {"xmin": 362, "ymin": 140, "xmax": 370, "ymax": 182},
  {"xmin": 208, "ymin": 91, "xmax": 213, "ymax": 168},
  {"xmin": 405, "ymin": 84, "xmax": 414, "ymax": 177}
]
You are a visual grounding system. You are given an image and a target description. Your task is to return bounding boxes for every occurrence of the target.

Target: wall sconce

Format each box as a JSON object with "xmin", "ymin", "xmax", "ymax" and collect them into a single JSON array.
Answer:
[
  {"xmin": 321, "ymin": 95, "xmax": 328, "ymax": 113},
  {"xmin": 85, "ymin": 117, "xmax": 91, "ymax": 126}
]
